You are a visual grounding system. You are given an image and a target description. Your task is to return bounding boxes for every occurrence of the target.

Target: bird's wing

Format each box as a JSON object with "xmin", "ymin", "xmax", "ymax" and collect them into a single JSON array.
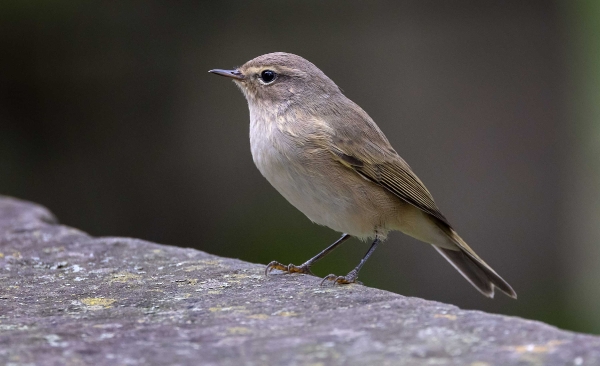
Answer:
[{"xmin": 320, "ymin": 107, "xmax": 451, "ymax": 227}]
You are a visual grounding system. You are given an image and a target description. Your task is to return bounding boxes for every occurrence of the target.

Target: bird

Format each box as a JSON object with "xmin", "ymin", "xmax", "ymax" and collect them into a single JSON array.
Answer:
[{"xmin": 209, "ymin": 52, "xmax": 516, "ymax": 299}]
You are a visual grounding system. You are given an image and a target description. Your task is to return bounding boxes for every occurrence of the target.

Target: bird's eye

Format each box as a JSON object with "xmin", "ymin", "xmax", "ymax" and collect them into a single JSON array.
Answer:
[{"xmin": 259, "ymin": 70, "xmax": 277, "ymax": 84}]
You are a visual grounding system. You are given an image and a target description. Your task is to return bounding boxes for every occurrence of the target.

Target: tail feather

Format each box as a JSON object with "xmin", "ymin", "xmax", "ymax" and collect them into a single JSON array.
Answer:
[
  {"xmin": 433, "ymin": 246, "xmax": 516, "ymax": 298},
  {"xmin": 434, "ymin": 228, "xmax": 517, "ymax": 299}
]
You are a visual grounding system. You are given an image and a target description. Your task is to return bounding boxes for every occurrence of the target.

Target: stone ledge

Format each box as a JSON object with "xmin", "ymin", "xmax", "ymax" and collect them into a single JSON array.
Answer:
[{"xmin": 0, "ymin": 195, "xmax": 598, "ymax": 365}]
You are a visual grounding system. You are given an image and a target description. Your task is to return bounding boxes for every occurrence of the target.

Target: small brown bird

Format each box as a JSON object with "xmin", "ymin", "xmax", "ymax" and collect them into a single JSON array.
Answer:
[{"xmin": 210, "ymin": 52, "xmax": 516, "ymax": 299}]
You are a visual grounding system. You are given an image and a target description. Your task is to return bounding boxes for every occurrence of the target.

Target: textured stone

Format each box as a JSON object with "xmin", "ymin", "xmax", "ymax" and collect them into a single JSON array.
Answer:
[{"xmin": 0, "ymin": 196, "xmax": 599, "ymax": 366}]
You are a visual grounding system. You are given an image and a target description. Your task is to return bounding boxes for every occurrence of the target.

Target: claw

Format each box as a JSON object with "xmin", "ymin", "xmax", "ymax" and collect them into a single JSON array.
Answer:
[
  {"xmin": 320, "ymin": 270, "xmax": 360, "ymax": 286},
  {"xmin": 320, "ymin": 274, "xmax": 338, "ymax": 286},
  {"xmin": 265, "ymin": 261, "xmax": 287, "ymax": 276},
  {"xmin": 265, "ymin": 261, "xmax": 314, "ymax": 277}
]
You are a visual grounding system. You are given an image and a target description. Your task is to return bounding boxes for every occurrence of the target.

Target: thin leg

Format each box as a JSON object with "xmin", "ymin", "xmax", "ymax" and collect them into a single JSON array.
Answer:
[
  {"xmin": 265, "ymin": 234, "xmax": 352, "ymax": 276},
  {"xmin": 321, "ymin": 237, "xmax": 382, "ymax": 285}
]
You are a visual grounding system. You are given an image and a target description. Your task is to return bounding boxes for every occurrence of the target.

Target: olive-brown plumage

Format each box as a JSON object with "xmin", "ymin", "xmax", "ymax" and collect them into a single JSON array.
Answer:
[{"xmin": 210, "ymin": 52, "xmax": 516, "ymax": 299}]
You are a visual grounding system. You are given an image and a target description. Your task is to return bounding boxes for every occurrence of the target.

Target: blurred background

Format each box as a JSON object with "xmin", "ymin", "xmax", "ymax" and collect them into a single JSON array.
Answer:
[{"xmin": 2, "ymin": 1, "xmax": 599, "ymax": 334}]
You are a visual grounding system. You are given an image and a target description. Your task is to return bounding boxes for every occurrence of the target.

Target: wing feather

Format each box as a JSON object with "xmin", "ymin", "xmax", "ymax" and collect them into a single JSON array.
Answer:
[
  {"xmin": 334, "ymin": 148, "xmax": 450, "ymax": 226},
  {"xmin": 320, "ymin": 104, "xmax": 450, "ymax": 226}
]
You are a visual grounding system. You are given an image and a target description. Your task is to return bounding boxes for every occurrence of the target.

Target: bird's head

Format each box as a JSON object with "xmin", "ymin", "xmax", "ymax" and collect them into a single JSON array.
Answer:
[{"xmin": 210, "ymin": 52, "xmax": 342, "ymax": 108}]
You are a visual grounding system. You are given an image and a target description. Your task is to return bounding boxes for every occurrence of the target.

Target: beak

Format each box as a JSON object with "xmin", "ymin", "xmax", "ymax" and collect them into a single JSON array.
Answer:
[{"xmin": 208, "ymin": 69, "xmax": 244, "ymax": 80}]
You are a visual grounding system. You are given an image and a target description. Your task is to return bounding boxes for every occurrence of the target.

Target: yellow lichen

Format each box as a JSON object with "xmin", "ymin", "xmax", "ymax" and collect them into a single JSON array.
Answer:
[
  {"xmin": 227, "ymin": 327, "xmax": 250, "ymax": 335},
  {"xmin": 80, "ymin": 298, "xmax": 116, "ymax": 309},
  {"xmin": 275, "ymin": 311, "xmax": 297, "ymax": 317},
  {"xmin": 109, "ymin": 272, "xmax": 142, "ymax": 283}
]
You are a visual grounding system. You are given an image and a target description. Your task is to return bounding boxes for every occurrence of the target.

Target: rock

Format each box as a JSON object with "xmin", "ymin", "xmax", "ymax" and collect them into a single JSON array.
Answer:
[{"xmin": 0, "ymin": 195, "xmax": 599, "ymax": 366}]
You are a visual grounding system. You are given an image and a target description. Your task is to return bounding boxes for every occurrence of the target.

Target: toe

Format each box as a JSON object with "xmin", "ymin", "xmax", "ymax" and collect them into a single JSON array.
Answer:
[
  {"xmin": 265, "ymin": 261, "xmax": 287, "ymax": 276},
  {"xmin": 320, "ymin": 274, "xmax": 337, "ymax": 286},
  {"xmin": 319, "ymin": 273, "xmax": 358, "ymax": 286},
  {"xmin": 288, "ymin": 264, "xmax": 314, "ymax": 275}
]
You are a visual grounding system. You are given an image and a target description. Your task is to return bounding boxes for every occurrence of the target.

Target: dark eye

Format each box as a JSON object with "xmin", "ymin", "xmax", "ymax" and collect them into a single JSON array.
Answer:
[{"xmin": 260, "ymin": 70, "xmax": 277, "ymax": 84}]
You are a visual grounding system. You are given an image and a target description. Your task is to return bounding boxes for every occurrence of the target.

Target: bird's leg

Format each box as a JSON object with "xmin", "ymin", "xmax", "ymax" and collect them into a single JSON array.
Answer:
[
  {"xmin": 321, "ymin": 236, "xmax": 381, "ymax": 285},
  {"xmin": 265, "ymin": 234, "xmax": 351, "ymax": 276}
]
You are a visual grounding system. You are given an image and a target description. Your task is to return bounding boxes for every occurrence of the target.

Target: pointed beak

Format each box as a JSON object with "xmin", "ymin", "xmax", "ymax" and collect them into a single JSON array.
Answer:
[{"xmin": 208, "ymin": 69, "xmax": 245, "ymax": 80}]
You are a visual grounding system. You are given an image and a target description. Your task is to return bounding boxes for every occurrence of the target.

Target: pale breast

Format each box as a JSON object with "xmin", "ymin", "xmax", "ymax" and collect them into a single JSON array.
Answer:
[{"xmin": 248, "ymin": 112, "xmax": 397, "ymax": 239}]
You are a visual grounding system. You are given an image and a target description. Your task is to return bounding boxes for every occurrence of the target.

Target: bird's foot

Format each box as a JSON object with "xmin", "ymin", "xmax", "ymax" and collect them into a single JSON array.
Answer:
[
  {"xmin": 265, "ymin": 261, "xmax": 314, "ymax": 276},
  {"xmin": 320, "ymin": 269, "xmax": 362, "ymax": 286}
]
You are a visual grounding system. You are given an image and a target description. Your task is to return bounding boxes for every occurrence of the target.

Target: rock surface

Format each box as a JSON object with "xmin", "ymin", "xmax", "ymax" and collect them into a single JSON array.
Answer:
[{"xmin": 0, "ymin": 196, "xmax": 599, "ymax": 366}]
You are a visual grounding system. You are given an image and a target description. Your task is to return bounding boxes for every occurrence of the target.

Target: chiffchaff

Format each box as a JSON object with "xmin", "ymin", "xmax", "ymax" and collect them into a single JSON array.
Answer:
[{"xmin": 210, "ymin": 52, "xmax": 516, "ymax": 299}]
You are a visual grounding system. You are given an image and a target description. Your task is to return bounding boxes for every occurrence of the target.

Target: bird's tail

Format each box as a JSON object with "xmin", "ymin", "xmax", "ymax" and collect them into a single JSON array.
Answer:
[{"xmin": 433, "ymin": 227, "xmax": 517, "ymax": 299}]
